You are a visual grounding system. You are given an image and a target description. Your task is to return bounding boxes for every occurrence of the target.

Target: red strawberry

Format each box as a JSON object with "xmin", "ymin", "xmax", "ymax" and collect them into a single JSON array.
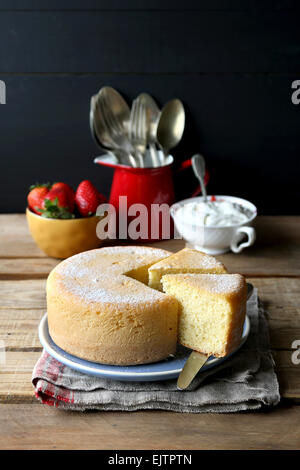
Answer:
[
  {"xmin": 46, "ymin": 187, "xmax": 72, "ymax": 208},
  {"xmin": 41, "ymin": 187, "xmax": 75, "ymax": 219},
  {"xmin": 27, "ymin": 184, "xmax": 51, "ymax": 215},
  {"xmin": 75, "ymin": 180, "xmax": 102, "ymax": 217},
  {"xmin": 51, "ymin": 182, "xmax": 75, "ymax": 211}
]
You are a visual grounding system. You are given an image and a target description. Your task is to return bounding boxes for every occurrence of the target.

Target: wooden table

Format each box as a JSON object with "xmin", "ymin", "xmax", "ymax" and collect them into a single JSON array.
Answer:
[{"xmin": 0, "ymin": 215, "xmax": 300, "ymax": 450}]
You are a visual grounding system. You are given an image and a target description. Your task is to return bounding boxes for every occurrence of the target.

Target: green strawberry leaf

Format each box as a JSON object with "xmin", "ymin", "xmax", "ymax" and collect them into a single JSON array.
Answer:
[
  {"xmin": 40, "ymin": 197, "xmax": 75, "ymax": 219},
  {"xmin": 29, "ymin": 182, "xmax": 51, "ymax": 191}
]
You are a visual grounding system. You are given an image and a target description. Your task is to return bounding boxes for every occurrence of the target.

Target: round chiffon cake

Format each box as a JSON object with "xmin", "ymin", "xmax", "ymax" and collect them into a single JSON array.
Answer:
[{"xmin": 47, "ymin": 246, "xmax": 179, "ymax": 365}]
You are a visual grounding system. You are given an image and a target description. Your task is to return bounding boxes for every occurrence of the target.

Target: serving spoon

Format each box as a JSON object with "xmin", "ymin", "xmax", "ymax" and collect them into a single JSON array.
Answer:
[
  {"xmin": 156, "ymin": 99, "xmax": 185, "ymax": 157},
  {"xmin": 191, "ymin": 153, "xmax": 207, "ymax": 203}
]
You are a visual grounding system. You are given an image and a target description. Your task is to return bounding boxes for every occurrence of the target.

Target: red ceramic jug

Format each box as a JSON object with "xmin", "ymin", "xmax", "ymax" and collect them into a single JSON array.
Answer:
[{"xmin": 94, "ymin": 154, "xmax": 208, "ymax": 242}]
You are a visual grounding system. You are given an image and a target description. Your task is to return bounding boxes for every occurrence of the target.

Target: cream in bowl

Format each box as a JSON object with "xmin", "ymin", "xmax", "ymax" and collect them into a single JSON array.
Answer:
[{"xmin": 170, "ymin": 195, "xmax": 257, "ymax": 255}]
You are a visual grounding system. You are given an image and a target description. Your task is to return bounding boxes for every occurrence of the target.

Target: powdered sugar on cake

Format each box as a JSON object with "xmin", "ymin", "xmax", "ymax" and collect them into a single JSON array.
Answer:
[
  {"xmin": 52, "ymin": 246, "xmax": 170, "ymax": 304},
  {"xmin": 149, "ymin": 248, "xmax": 225, "ymax": 270},
  {"xmin": 163, "ymin": 273, "xmax": 244, "ymax": 294},
  {"xmin": 62, "ymin": 279, "xmax": 164, "ymax": 305}
]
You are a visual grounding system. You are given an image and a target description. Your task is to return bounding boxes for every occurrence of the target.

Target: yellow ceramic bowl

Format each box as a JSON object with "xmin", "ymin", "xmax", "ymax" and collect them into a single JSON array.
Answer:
[{"xmin": 26, "ymin": 208, "xmax": 104, "ymax": 259}]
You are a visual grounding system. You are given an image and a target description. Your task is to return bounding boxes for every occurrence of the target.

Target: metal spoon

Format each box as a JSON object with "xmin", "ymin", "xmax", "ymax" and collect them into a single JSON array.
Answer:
[
  {"xmin": 138, "ymin": 93, "xmax": 161, "ymax": 167},
  {"xmin": 156, "ymin": 99, "xmax": 185, "ymax": 156},
  {"xmin": 191, "ymin": 154, "xmax": 207, "ymax": 203},
  {"xmin": 90, "ymin": 95, "xmax": 113, "ymax": 149}
]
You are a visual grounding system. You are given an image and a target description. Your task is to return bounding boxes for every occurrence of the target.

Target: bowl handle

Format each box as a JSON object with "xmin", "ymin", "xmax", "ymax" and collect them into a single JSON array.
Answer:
[{"xmin": 231, "ymin": 226, "xmax": 256, "ymax": 254}]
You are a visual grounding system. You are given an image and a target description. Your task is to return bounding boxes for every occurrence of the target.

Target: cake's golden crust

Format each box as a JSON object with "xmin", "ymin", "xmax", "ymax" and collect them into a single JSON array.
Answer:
[{"xmin": 47, "ymin": 246, "xmax": 178, "ymax": 365}]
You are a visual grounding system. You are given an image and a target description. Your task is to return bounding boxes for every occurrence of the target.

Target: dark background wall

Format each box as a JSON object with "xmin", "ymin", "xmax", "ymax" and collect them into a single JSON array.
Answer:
[{"xmin": 0, "ymin": 0, "xmax": 300, "ymax": 214}]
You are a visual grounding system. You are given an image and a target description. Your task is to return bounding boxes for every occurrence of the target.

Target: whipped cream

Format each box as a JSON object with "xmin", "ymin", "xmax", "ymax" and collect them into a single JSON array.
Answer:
[{"xmin": 176, "ymin": 199, "xmax": 250, "ymax": 227}]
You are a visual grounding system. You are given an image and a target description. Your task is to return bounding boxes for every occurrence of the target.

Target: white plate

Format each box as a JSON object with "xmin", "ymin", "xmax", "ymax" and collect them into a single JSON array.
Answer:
[{"xmin": 39, "ymin": 313, "xmax": 250, "ymax": 382}]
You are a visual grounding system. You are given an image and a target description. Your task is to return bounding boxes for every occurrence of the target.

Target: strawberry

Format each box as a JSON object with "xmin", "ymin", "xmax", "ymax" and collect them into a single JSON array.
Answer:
[
  {"xmin": 51, "ymin": 182, "xmax": 75, "ymax": 211},
  {"xmin": 75, "ymin": 180, "xmax": 103, "ymax": 217},
  {"xmin": 41, "ymin": 187, "xmax": 75, "ymax": 219},
  {"xmin": 27, "ymin": 183, "xmax": 51, "ymax": 215}
]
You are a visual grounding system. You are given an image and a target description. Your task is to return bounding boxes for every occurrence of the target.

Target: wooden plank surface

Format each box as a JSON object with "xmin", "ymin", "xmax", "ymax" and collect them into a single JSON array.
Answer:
[
  {"xmin": 0, "ymin": 215, "xmax": 300, "ymax": 450},
  {"xmin": 1, "ymin": 349, "xmax": 299, "ymax": 405},
  {"xmin": 0, "ymin": 280, "xmax": 46, "ymax": 309},
  {"xmin": 1, "ymin": 244, "xmax": 299, "ymax": 278},
  {"xmin": 1, "ymin": 404, "xmax": 300, "ymax": 450},
  {"xmin": 0, "ymin": 214, "xmax": 45, "ymax": 258},
  {"xmin": 0, "ymin": 309, "xmax": 44, "ymax": 350},
  {"xmin": 0, "ymin": 277, "xmax": 299, "ymax": 403},
  {"xmin": 1, "ymin": 215, "xmax": 300, "ymax": 276},
  {"xmin": 0, "ymin": 259, "xmax": 59, "ymax": 279}
]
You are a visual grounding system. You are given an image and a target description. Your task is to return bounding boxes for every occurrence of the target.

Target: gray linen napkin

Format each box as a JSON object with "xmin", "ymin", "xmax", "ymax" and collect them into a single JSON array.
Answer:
[{"xmin": 32, "ymin": 289, "xmax": 280, "ymax": 412}]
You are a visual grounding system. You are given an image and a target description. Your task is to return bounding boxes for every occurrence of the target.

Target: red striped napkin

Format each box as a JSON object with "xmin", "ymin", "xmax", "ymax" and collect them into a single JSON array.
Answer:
[{"xmin": 33, "ymin": 352, "xmax": 75, "ymax": 406}]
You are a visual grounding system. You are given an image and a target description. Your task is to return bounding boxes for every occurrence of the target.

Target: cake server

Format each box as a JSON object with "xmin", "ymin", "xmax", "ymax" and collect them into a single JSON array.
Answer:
[
  {"xmin": 177, "ymin": 282, "xmax": 254, "ymax": 390},
  {"xmin": 177, "ymin": 350, "xmax": 208, "ymax": 390}
]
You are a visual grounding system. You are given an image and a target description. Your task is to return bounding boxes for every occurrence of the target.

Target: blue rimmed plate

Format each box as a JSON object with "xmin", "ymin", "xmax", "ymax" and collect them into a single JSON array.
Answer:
[{"xmin": 39, "ymin": 313, "xmax": 250, "ymax": 382}]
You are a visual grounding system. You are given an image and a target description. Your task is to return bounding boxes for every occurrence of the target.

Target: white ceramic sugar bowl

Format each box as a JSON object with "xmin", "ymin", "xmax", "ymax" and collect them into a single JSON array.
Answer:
[{"xmin": 170, "ymin": 195, "xmax": 257, "ymax": 255}]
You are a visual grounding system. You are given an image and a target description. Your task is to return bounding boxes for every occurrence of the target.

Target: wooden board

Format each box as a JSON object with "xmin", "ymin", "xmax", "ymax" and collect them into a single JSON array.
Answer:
[
  {"xmin": 0, "ymin": 215, "xmax": 300, "ymax": 449},
  {"xmin": 0, "ymin": 214, "xmax": 46, "ymax": 258},
  {"xmin": 0, "ymin": 309, "xmax": 44, "ymax": 350},
  {"xmin": 0, "ymin": 277, "xmax": 299, "ymax": 403},
  {"xmin": 0, "ymin": 280, "xmax": 46, "ymax": 309},
  {"xmin": 1, "ymin": 215, "xmax": 300, "ymax": 276},
  {"xmin": 1, "ymin": 404, "xmax": 300, "ymax": 450}
]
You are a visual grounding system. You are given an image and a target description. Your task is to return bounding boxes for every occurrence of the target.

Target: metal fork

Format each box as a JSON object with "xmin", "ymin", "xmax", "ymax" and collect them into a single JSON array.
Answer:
[
  {"xmin": 98, "ymin": 93, "xmax": 137, "ymax": 167},
  {"xmin": 129, "ymin": 98, "xmax": 147, "ymax": 167},
  {"xmin": 99, "ymin": 92, "xmax": 129, "ymax": 149}
]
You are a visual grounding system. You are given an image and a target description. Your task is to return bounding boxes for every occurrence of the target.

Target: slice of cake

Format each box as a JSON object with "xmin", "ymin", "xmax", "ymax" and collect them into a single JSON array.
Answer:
[
  {"xmin": 161, "ymin": 273, "xmax": 247, "ymax": 357},
  {"xmin": 148, "ymin": 248, "xmax": 227, "ymax": 291}
]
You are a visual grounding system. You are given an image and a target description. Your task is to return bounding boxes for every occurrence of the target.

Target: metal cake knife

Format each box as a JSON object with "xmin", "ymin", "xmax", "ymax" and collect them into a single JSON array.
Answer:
[{"xmin": 177, "ymin": 282, "xmax": 254, "ymax": 390}]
